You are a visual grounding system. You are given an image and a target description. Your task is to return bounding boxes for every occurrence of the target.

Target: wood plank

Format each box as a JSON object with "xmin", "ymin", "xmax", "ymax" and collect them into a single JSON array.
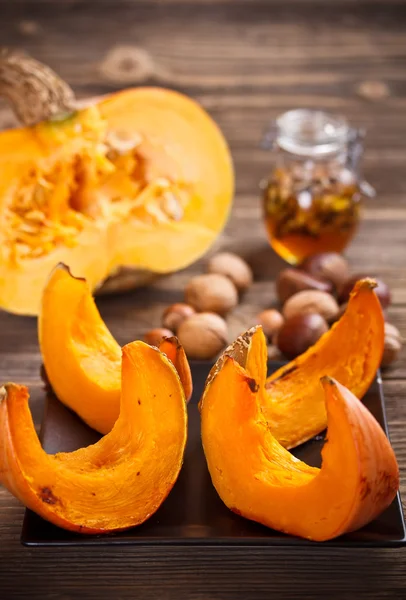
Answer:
[{"xmin": 0, "ymin": 543, "xmax": 405, "ymax": 600}]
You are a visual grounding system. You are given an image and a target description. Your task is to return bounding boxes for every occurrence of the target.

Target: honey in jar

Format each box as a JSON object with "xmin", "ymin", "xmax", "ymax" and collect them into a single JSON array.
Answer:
[{"xmin": 261, "ymin": 110, "xmax": 373, "ymax": 264}]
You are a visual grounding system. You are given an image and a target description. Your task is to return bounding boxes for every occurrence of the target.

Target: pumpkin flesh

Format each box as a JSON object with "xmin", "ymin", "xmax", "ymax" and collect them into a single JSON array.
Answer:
[
  {"xmin": 200, "ymin": 327, "xmax": 399, "ymax": 541},
  {"xmin": 159, "ymin": 336, "xmax": 193, "ymax": 403},
  {"xmin": 39, "ymin": 263, "xmax": 192, "ymax": 434},
  {"xmin": 265, "ymin": 279, "xmax": 385, "ymax": 449},
  {"xmin": 0, "ymin": 342, "xmax": 187, "ymax": 533},
  {"xmin": 0, "ymin": 88, "xmax": 234, "ymax": 315}
]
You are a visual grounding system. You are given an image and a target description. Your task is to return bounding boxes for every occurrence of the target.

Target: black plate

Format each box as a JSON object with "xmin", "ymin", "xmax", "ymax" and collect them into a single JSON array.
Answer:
[{"xmin": 22, "ymin": 361, "xmax": 406, "ymax": 547}]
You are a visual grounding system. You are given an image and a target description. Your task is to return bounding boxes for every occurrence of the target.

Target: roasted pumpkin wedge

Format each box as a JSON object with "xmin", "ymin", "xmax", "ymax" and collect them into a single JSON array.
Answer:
[
  {"xmin": 265, "ymin": 279, "xmax": 385, "ymax": 448},
  {"xmin": 0, "ymin": 341, "xmax": 187, "ymax": 534},
  {"xmin": 159, "ymin": 336, "xmax": 193, "ymax": 404},
  {"xmin": 0, "ymin": 51, "xmax": 233, "ymax": 315},
  {"xmin": 200, "ymin": 327, "xmax": 399, "ymax": 541},
  {"xmin": 39, "ymin": 263, "xmax": 192, "ymax": 434}
]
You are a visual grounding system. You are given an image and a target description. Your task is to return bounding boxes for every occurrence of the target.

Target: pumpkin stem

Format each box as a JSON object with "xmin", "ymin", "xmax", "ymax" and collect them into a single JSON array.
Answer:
[{"xmin": 0, "ymin": 49, "xmax": 76, "ymax": 127}]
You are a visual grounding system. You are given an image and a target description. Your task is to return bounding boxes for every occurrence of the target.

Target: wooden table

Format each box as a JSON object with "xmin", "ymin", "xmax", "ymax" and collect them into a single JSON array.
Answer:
[{"xmin": 1, "ymin": 1, "xmax": 406, "ymax": 598}]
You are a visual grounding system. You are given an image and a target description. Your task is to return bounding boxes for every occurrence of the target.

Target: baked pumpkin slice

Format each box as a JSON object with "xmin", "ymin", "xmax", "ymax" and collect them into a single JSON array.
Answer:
[
  {"xmin": 0, "ymin": 51, "xmax": 234, "ymax": 315},
  {"xmin": 265, "ymin": 279, "xmax": 385, "ymax": 449},
  {"xmin": 0, "ymin": 341, "xmax": 187, "ymax": 534},
  {"xmin": 200, "ymin": 327, "xmax": 399, "ymax": 542},
  {"xmin": 39, "ymin": 263, "xmax": 192, "ymax": 434}
]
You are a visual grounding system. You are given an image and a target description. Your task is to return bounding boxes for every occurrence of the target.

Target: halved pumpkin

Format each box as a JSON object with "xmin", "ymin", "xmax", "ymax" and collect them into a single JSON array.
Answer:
[
  {"xmin": 0, "ymin": 341, "xmax": 187, "ymax": 533},
  {"xmin": 39, "ymin": 263, "xmax": 192, "ymax": 434},
  {"xmin": 0, "ymin": 51, "xmax": 234, "ymax": 315},
  {"xmin": 265, "ymin": 279, "xmax": 385, "ymax": 448},
  {"xmin": 200, "ymin": 327, "xmax": 399, "ymax": 541}
]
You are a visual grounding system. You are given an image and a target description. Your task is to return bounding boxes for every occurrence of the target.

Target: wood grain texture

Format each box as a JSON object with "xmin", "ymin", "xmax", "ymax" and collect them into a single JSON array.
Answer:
[{"xmin": 1, "ymin": 1, "xmax": 406, "ymax": 598}]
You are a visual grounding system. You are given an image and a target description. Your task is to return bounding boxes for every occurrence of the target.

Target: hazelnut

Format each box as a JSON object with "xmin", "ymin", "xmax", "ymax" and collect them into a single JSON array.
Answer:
[
  {"xmin": 257, "ymin": 309, "xmax": 284, "ymax": 341},
  {"xmin": 144, "ymin": 328, "xmax": 174, "ymax": 347},
  {"xmin": 162, "ymin": 303, "xmax": 195, "ymax": 332},
  {"xmin": 177, "ymin": 312, "xmax": 228, "ymax": 360},
  {"xmin": 381, "ymin": 322, "xmax": 402, "ymax": 367},
  {"xmin": 282, "ymin": 290, "xmax": 339, "ymax": 322},
  {"xmin": 276, "ymin": 313, "xmax": 329, "ymax": 359},
  {"xmin": 338, "ymin": 274, "xmax": 391, "ymax": 308},
  {"xmin": 185, "ymin": 273, "xmax": 238, "ymax": 315},
  {"xmin": 277, "ymin": 268, "xmax": 333, "ymax": 304},
  {"xmin": 207, "ymin": 252, "xmax": 253, "ymax": 291},
  {"xmin": 300, "ymin": 252, "xmax": 349, "ymax": 289}
]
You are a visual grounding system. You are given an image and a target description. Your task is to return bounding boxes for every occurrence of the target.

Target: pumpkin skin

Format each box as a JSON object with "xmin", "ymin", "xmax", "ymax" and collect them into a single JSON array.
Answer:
[
  {"xmin": 265, "ymin": 279, "xmax": 385, "ymax": 449},
  {"xmin": 200, "ymin": 327, "xmax": 399, "ymax": 541},
  {"xmin": 39, "ymin": 263, "xmax": 192, "ymax": 434},
  {"xmin": 0, "ymin": 341, "xmax": 187, "ymax": 534},
  {"xmin": 0, "ymin": 62, "xmax": 234, "ymax": 315}
]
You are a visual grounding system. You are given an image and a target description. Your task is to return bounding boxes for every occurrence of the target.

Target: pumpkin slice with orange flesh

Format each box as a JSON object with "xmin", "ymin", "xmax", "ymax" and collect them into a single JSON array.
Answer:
[
  {"xmin": 0, "ymin": 341, "xmax": 187, "ymax": 534},
  {"xmin": 39, "ymin": 263, "xmax": 192, "ymax": 434},
  {"xmin": 0, "ymin": 51, "xmax": 234, "ymax": 315},
  {"xmin": 159, "ymin": 337, "xmax": 193, "ymax": 404},
  {"xmin": 200, "ymin": 327, "xmax": 399, "ymax": 541},
  {"xmin": 265, "ymin": 279, "xmax": 384, "ymax": 449}
]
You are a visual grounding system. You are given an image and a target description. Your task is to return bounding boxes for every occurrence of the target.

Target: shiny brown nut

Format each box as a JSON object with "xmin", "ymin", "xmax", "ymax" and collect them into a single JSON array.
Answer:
[
  {"xmin": 300, "ymin": 252, "xmax": 349, "ymax": 289},
  {"xmin": 275, "ymin": 313, "xmax": 329, "ymax": 360},
  {"xmin": 207, "ymin": 252, "xmax": 253, "ymax": 291},
  {"xmin": 177, "ymin": 312, "xmax": 228, "ymax": 360},
  {"xmin": 277, "ymin": 268, "xmax": 333, "ymax": 304},
  {"xmin": 185, "ymin": 273, "xmax": 238, "ymax": 315},
  {"xmin": 282, "ymin": 290, "xmax": 339, "ymax": 322},
  {"xmin": 381, "ymin": 322, "xmax": 402, "ymax": 367},
  {"xmin": 162, "ymin": 303, "xmax": 195, "ymax": 332},
  {"xmin": 332, "ymin": 302, "xmax": 348, "ymax": 323},
  {"xmin": 144, "ymin": 328, "xmax": 174, "ymax": 347},
  {"xmin": 338, "ymin": 274, "xmax": 391, "ymax": 308},
  {"xmin": 257, "ymin": 309, "xmax": 284, "ymax": 340}
]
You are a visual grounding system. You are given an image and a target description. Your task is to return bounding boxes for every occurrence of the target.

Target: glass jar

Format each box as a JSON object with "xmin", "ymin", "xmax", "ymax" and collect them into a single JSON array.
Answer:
[{"xmin": 261, "ymin": 109, "xmax": 374, "ymax": 264}]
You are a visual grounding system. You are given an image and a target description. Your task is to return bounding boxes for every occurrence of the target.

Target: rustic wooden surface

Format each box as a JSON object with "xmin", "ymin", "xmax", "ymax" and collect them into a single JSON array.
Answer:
[{"xmin": 1, "ymin": 1, "xmax": 406, "ymax": 598}]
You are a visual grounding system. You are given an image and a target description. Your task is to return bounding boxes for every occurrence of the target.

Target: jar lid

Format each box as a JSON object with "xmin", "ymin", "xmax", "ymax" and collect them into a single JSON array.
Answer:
[{"xmin": 276, "ymin": 109, "xmax": 350, "ymax": 157}]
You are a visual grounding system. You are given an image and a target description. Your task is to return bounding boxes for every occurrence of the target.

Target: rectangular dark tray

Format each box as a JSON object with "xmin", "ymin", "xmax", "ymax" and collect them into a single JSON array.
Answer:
[{"xmin": 22, "ymin": 361, "xmax": 406, "ymax": 547}]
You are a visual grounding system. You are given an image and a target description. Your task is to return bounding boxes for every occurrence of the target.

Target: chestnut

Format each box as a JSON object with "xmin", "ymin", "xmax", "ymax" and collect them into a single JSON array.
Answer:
[
  {"xmin": 338, "ymin": 274, "xmax": 391, "ymax": 308},
  {"xmin": 162, "ymin": 303, "xmax": 195, "ymax": 332},
  {"xmin": 332, "ymin": 302, "xmax": 348, "ymax": 323},
  {"xmin": 144, "ymin": 328, "xmax": 174, "ymax": 347},
  {"xmin": 277, "ymin": 268, "xmax": 333, "ymax": 304},
  {"xmin": 300, "ymin": 252, "xmax": 349, "ymax": 290},
  {"xmin": 275, "ymin": 313, "xmax": 329, "ymax": 359}
]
